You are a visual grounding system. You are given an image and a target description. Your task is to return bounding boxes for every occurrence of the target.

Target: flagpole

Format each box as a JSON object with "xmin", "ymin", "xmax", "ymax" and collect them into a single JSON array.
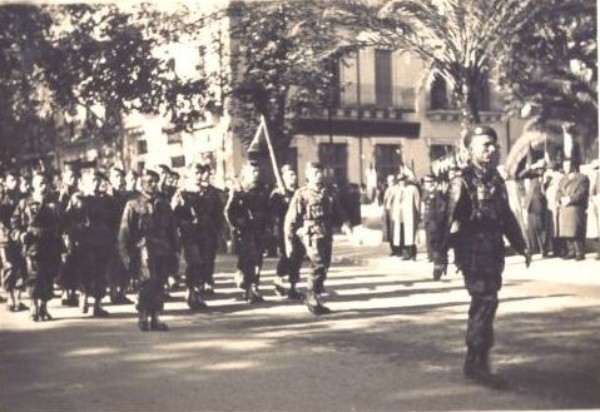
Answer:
[{"xmin": 260, "ymin": 115, "xmax": 284, "ymax": 190}]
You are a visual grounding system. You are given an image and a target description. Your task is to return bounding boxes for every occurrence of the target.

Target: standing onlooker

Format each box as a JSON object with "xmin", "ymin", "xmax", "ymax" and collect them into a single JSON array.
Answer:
[
  {"xmin": 557, "ymin": 155, "xmax": 590, "ymax": 260},
  {"xmin": 544, "ymin": 165, "xmax": 564, "ymax": 256},
  {"xmin": 382, "ymin": 175, "xmax": 397, "ymax": 256},
  {"xmin": 521, "ymin": 170, "xmax": 549, "ymax": 256}
]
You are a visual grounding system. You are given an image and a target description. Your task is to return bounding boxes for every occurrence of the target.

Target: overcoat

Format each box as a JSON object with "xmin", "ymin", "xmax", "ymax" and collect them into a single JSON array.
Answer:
[{"xmin": 557, "ymin": 172, "xmax": 590, "ymax": 239}]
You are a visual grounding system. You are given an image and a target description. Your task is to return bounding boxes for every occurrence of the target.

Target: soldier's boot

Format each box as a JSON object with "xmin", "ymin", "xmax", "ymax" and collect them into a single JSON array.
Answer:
[
  {"xmin": 204, "ymin": 280, "xmax": 215, "ymax": 295},
  {"xmin": 93, "ymin": 299, "xmax": 109, "ymax": 317},
  {"xmin": 150, "ymin": 312, "xmax": 169, "ymax": 332},
  {"xmin": 7, "ymin": 290, "xmax": 17, "ymax": 311},
  {"xmin": 401, "ymin": 248, "xmax": 411, "ymax": 261},
  {"xmin": 467, "ymin": 348, "xmax": 508, "ymax": 390},
  {"xmin": 306, "ymin": 292, "xmax": 331, "ymax": 315},
  {"xmin": 39, "ymin": 301, "xmax": 53, "ymax": 321},
  {"xmin": 273, "ymin": 277, "xmax": 288, "ymax": 298},
  {"xmin": 574, "ymin": 241, "xmax": 585, "ymax": 261},
  {"xmin": 62, "ymin": 289, "xmax": 79, "ymax": 307},
  {"xmin": 463, "ymin": 346, "xmax": 478, "ymax": 379},
  {"xmin": 110, "ymin": 289, "xmax": 133, "ymax": 305},
  {"xmin": 30, "ymin": 299, "xmax": 40, "ymax": 322},
  {"xmin": 287, "ymin": 283, "xmax": 305, "ymax": 301},
  {"xmin": 138, "ymin": 310, "xmax": 150, "ymax": 332},
  {"xmin": 187, "ymin": 288, "xmax": 207, "ymax": 311},
  {"xmin": 247, "ymin": 285, "xmax": 264, "ymax": 304}
]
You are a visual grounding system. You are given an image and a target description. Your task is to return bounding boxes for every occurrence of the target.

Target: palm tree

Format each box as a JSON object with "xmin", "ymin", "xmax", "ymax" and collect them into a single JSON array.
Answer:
[{"xmin": 328, "ymin": 0, "xmax": 580, "ymax": 132}]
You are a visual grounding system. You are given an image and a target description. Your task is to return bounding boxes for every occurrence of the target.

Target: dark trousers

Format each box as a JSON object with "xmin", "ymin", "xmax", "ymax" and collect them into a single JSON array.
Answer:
[
  {"xmin": 236, "ymin": 232, "xmax": 264, "ymax": 290},
  {"xmin": 300, "ymin": 236, "xmax": 332, "ymax": 295},
  {"xmin": 138, "ymin": 253, "xmax": 170, "ymax": 313},
  {"xmin": 57, "ymin": 247, "xmax": 81, "ymax": 291},
  {"xmin": 108, "ymin": 245, "xmax": 132, "ymax": 292},
  {"xmin": 2, "ymin": 243, "xmax": 26, "ymax": 293},
  {"xmin": 80, "ymin": 245, "xmax": 111, "ymax": 300},
  {"xmin": 26, "ymin": 253, "xmax": 60, "ymax": 302},
  {"xmin": 527, "ymin": 212, "xmax": 548, "ymax": 255},
  {"xmin": 466, "ymin": 292, "xmax": 499, "ymax": 351},
  {"xmin": 183, "ymin": 235, "xmax": 217, "ymax": 288},
  {"xmin": 275, "ymin": 237, "xmax": 303, "ymax": 284},
  {"xmin": 565, "ymin": 238, "xmax": 585, "ymax": 258}
]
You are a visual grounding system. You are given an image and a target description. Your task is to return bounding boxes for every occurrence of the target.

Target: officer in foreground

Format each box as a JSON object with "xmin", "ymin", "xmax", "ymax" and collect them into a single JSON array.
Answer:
[
  {"xmin": 284, "ymin": 161, "xmax": 350, "ymax": 315},
  {"xmin": 432, "ymin": 125, "xmax": 531, "ymax": 388}
]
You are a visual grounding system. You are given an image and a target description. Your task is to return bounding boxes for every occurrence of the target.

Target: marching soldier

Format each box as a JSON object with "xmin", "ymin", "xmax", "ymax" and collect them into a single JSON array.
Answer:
[
  {"xmin": 432, "ymin": 125, "xmax": 531, "ymax": 388},
  {"xmin": 108, "ymin": 166, "xmax": 134, "ymax": 304},
  {"xmin": 284, "ymin": 161, "xmax": 350, "ymax": 315},
  {"xmin": 11, "ymin": 172, "xmax": 63, "ymax": 321},
  {"xmin": 118, "ymin": 169, "xmax": 179, "ymax": 331},
  {"xmin": 56, "ymin": 165, "xmax": 81, "ymax": 307},
  {"xmin": 172, "ymin": 162, "xmax": 223, "ymax": 310},
  {"xmin": 224, "ymin": 162, "xmax": 270, "ymax": 304},
  {"xmin": 270, "ymin": 165, "xmax": 303, "ymax": 300},
  {"xmin": 72, "ymin": 171, "xmax": 114, "ymax": 317},
  {"xmin": 1, "ymin": 170, "xmax": 27, "ymax": 311}
]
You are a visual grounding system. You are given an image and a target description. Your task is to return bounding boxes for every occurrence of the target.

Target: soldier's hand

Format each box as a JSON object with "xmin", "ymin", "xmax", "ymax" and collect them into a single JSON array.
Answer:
[
  {"xmin": 524, "ymin": 249, "xmax": 532, "ymax": 268},
  {"xmin": 433, "ymin": 262, "xmax": 447, "ymax": 280}
]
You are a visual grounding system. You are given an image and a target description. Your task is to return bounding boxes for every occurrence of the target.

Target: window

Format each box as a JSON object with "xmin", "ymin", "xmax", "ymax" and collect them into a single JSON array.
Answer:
[
  {"xmin": 430, "ymin": 76, "xmax": 450, "ymax": 110},
  {"xmin": 318, "ymin": 143, "xmax": 347, "ymax": 185},
  {"xmin": 167, "ymin": 132, "xmax": 182, "ymax": 145},
  {"xmin": 137, "ymin": 140, "xmax": 148, "ymax": 154},
  {"xmin": 171, "ymin": 155, "xmax": 185, "ymax": 168},
  {"xmin": 375, "ymin": 50, "xmax": 393, "ymax": 107},
  {"xmin": 374, "ymin": 144, "xmax": 401, "ymax": 182}
]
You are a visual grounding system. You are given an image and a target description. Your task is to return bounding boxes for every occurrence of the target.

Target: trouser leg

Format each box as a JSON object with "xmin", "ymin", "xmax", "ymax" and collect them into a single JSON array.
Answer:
[
  {"xmin": 305, "ymin": 237, "xmax": 332, "ymax": 295},
  {"xmin": 465, "ymin": 292, "xmax": 499, "ymax": 352}
]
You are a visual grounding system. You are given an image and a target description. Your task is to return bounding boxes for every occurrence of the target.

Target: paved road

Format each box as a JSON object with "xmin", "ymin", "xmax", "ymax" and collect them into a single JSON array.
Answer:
[{"xmin": 1, "ymin": 240, "xmax": 600, "ymax": 411}]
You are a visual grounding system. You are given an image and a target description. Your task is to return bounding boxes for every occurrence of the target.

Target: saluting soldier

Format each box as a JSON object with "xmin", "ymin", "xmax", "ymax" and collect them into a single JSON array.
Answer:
[
  {"xmin": 11, "ymin": 172, "xmax": 63, "ymax": 321},
  {"xmin": 118, "ymin": 169, "xmax": 179, "ymax": 331},
  {"xmin": 284, "ymin": 161, "xmax": 350, "ymax": 315},
  {"xmin": 432, "ymin": 125, "xmax": 531, "ymax": 388},
  {"xmin": 270, "ymin": 164, "xmax": 303, "ymax": 300},
  {"xmin": 1, "ymin": 170, "xmax": 27, "ymax": 311},
  {"xmin": 172, "ymin": 162, "xmax": 223, "ymax": 310},
  {"xmin": 224, "ymin": 162, "xmax": 270, "ymax": 304}
]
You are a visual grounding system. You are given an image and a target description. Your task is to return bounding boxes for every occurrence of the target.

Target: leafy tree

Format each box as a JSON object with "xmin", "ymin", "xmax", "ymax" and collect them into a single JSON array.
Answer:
[
  {"xmin": 496, "ymin": 0, "xmax": 597, "ymax": 157},
  {"xmin": 222, "ymin": 0, "xmax": 342, "ymax": 158},
  {"xmin": 328, "ymin": 0, "xmax": 583, "ymax": 132},
  {"xmin": 0, "ymin": 5, "xmax": 55, "ymax": 167}
]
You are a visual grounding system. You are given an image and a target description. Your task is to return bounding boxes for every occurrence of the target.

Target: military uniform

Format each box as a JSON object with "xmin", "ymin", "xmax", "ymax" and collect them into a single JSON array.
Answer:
[
  {"xmin": 56, "ymin": 185, "xmax": 82, "ymax": 302},
  {"xmin": 433, "ymin": 163, "xmax": 527, "ymax": 384},
  {"xmin": 425, "ymin": 183, "xmax": 449, "ymax": 269},
  {"xmin": 284, "ymin": 182, "xmax": 345, "ymax": 312},
  {"xmin": 107, "ymin": 188, "xmax": 135, "ymax": 303},
  {"xmin": 224, "ymin": 183, "xmax": 269, "ymax": 301},
  {"xmin": 118, "ymin": 190, "xmax": 178, "ymax": 329},
  {"xmin": 269, "ymin": 186, "xmax": 303, "ymax": 294},
  {"xmin": 10, "ymin": 193, "xmax": 63, "ymax": 320},
  {"xmin": 172, "ymin": 184, "xmax": 223, "ymax": 298}
]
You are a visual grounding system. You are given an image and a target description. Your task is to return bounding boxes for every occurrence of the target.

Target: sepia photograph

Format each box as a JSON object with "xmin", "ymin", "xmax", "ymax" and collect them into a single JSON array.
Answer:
[{"xmin": 0, "ymin": 0, "xmax": 598, "ymax": 410}]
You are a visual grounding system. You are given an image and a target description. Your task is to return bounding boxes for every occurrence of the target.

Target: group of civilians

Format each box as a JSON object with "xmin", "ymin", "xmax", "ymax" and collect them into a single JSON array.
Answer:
[{"xmin": 379, "ymin": 154, "xmax": 600, "ymax": 262}]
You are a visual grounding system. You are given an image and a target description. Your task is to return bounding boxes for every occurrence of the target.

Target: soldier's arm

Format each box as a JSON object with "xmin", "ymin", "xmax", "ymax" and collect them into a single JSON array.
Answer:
[
  {"xmin": 117, "ymin": 200, "xmax": 138, "ymax": 265},
  {"xmin": 499, "ymin": 182, "xmax": 528, "ymax": 256},
  {"xmin": 9, "ymin": 199, "xmax": 28, "ymax": 244},
  {"xmin": 432, "ymin": 177, "xmax": 464, "ymax": 265},
  {"xmin": 165, "ymin": 202, "xmax": 180, "ymax": 254},
  {"xmin": 284, "ymin": 191, "xmax": 303, "ymax": 242}
]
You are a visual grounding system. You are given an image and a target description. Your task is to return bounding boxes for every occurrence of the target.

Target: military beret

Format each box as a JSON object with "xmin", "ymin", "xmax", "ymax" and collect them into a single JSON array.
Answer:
[
  {"xmin": 110, "ymin": 166, "xmax": 125, "ymax": 176},
  {"xmin": 281, "ymin": 164, "xmax": 295, "ymax": 174},
  {"xmin": 306, "ymin": 161, "xmax": 323, "ymax": 170},
  {"xmin": 157, "ymin": 164, "xmax": 171, "ymax": 174},
  {"xmin": 93, "ymin": 170, "xmax": 108, "ymax": 181},
  {"xmin": 170, "ymin": 170, "xmax": 180, "ymax": 179},
  {"xmin": 464, "ymin": 125, "xmax": 498, "ymax": 147},
  {"xmin": 142, "ymin": 169, "xmax": 160, "ymax": 180},
  {"xmin": 193, "ymin": 162, "xmax": 212, "ymax": 173}
]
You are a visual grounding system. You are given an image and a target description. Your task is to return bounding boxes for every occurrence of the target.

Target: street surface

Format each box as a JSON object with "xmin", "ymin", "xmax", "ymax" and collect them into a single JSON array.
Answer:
[{"xmin": 1, "ymin": 238, "xmax": 600, "ymax": 411}]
